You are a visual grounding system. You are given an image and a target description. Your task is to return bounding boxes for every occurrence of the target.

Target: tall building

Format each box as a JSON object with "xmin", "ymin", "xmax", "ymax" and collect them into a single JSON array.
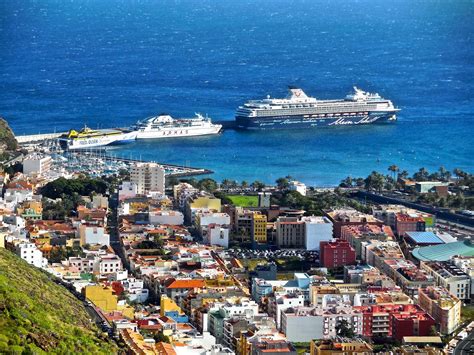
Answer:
[
  {"xmin": 418, "ymin": 286, "xmax": 461, "ymax": 335},
  {"xmin": 130, "ymin": 162, "xmax": 165, "ymax": 194},
  {"xmin": 275, "ymin": 217, "xmax": 305, "ymax": 248},
  {"xmin": 252, "ymin": 212, "xmax": 268, "ymax": 243},
  {"xmin": 23, "ymin": 154, "xmax": 52, "ymax": 176},
  {"xmin": 257, "ymin": 192, "xmax": 271, "ymax": 208},
  {"xmin": 301, "ymin": 216, "xmax": 333, "ymax": 251}
]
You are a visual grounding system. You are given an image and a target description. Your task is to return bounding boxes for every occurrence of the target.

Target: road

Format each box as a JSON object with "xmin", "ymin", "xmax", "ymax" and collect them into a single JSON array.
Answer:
[
  {"xmin": 355, "ymin": 190, "xmax": 474, "ymax": 228},
  {"xmin": 454, "ymin": 329, "xmax": 474, "ymax": 355},
  {"xmin": 108, "ymin": 191, "xmax": 131, "ymax": 272}
]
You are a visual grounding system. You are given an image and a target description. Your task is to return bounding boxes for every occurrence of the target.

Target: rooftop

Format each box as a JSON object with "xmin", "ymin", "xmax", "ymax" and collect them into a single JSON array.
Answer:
[
  {"xmin": 412, "ymin": 241, "xmax": 474, "ymax": 262},
  {"xmin": 405, "ymin": 231, "xmax": 444, "ymax": 245}
]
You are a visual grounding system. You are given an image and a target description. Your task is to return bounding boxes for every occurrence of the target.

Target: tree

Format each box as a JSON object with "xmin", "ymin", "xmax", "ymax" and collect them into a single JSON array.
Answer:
[
  {"xmin": 251, "ymin": 180, "xmax": 265, "ymax": 191},
  {"xmin": 335, "ymin": 319, "xmax": 354, "ymax": 337},
  {"xmin": 339, "ymin": 176, "xmax": 353, "ymax": 188},
  {"xmin": 388, "ymin": 165, "xmax": 399, "ymax": 180},
  {"xmin": 221, "ymin": 179, "xmax": 231, "ymax": 190},
  {"xmin": 398, "ymin": 170, "xmax": 409, "ymax": 179},
  {"xmin": 364, "ymin": 171, "xmax": 385, "ymax": 192},
  {"xmin": 241, "ymin": 180, "xmax": 248, "ymax": 189},
  {"xmin": 438, "ymin": 166, "xmax": 451, "ymax": 182},
  {"xmin": 276, "ymin": 177, "xmax": 290, "ymax": 190},
  {"xmin": 197, "ymin": 178, "xmax": 218, "ymax": 193},
  {"xmin": 413, "ymin": 167, "xmax": 430, "ymax": 182}
]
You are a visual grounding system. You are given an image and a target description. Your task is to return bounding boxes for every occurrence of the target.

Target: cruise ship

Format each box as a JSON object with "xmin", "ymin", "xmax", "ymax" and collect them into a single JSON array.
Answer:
[
  {"xmin": 133, "ymin": 113, "xmax": 222, "ymax": 139},
  {"xmin": 58, "ymin": 126, "xmax": 137, "ymax": 150},
  {"xmin": 235, "ymin": 86, "xmax": 400, "ymax": 129}
]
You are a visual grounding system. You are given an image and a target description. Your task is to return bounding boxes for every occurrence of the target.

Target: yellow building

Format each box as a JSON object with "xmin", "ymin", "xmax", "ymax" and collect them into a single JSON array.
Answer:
[
  {"xmin": 252, "ymin": 213, "xmax": 267, "ymax": 243},
  {"xmin": 186, "ymin": 196, "xmax": 221, "ymax": 223},
  {"xmin": 418, "ymin": 286, "xmax": 461, "ymax": 335},
  {"xmin": 189, "ymin": 196, "xmax": 221, "ymax": 210},
  {"xmin": 160, "ymin": 295, "xmax": 182, "ymax": 316},
  {"xmin": 83, "ymin": 285, "xmax": 134, "ymax": 318},
  {"xmin": 310, "ymin": 339, "xmax": 373, "ymax": 355}
]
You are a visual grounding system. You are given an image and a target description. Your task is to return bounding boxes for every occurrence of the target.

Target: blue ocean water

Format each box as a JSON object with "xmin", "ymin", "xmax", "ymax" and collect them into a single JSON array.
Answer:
[{"xmin": 1, "ymin": 0, "xmax": 473, "ymax": 185}]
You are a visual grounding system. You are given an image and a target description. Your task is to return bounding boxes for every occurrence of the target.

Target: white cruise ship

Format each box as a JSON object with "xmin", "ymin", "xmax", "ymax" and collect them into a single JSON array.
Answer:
[{"xmin": 133, "ymin": 113, "xmax": 222, "ymax": 139}]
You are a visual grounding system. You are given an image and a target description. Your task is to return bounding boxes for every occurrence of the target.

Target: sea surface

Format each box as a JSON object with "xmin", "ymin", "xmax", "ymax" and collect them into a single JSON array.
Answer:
[{"xmin": 1, "ymin": 0, "xmax": 473, "ymax": 185}]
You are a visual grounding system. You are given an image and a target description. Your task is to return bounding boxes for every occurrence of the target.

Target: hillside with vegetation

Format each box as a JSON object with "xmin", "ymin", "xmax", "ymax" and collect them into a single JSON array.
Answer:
[
  {"xmin": 0, "ymin": 248, "xmax": 118, "ymax": 354},
  {"xmin": 0, "ymin": 118, "xmax": 18, "ymax": 161}
]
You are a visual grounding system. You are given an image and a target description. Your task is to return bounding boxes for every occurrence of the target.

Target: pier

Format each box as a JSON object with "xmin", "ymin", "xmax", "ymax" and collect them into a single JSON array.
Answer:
[{"xmin": 16, "ymin": 132, "xmax": 65, "ymax": 143}]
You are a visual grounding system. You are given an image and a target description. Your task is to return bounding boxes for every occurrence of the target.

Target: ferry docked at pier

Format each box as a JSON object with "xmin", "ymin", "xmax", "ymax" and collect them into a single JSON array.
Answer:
[
  {"xmin": 235, "ymin": 86, "xmax": 400, "ymax": 129},
  {"xmin": 58, "ymin": 126, "xmax": 137, "ymax": 150},
  {"xmin": 132, "ymin": 113, "xmax": 222, "ymax": 139}
]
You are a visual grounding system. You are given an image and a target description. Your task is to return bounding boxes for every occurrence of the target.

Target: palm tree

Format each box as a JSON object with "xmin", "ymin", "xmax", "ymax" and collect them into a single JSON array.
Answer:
[{"xmin": 388, "ymin": 165, "xmax": 399, "ymax": 181}]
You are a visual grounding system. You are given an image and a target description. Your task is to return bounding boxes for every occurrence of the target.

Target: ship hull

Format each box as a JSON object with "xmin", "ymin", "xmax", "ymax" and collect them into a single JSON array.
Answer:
[
  {"xmin": 235, "ymin": 112, "xmax": 397, "ymax": 129},
  {"xmin": 60, "ymin": 131, "xmax": 137, "ymax": 150},
  {"xmin": 136, "ymin": 125, "xmax": 221, "ymax": 139}
]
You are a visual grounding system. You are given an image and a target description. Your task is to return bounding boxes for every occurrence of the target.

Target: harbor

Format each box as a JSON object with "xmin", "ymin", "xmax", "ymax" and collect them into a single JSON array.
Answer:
[{"xmin": 17, "ymin": 136, "xmax": 213, "ymax": 179}]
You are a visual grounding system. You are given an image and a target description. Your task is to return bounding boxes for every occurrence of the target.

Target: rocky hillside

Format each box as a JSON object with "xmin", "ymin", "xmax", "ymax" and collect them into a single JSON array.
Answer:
[
  {"xmin": 0, "ymin": 118, "xmax": 18, "ymax": 153},
  {"xmin": 0, "ymin": 248, "xmax": 118, "ymax": 353}
]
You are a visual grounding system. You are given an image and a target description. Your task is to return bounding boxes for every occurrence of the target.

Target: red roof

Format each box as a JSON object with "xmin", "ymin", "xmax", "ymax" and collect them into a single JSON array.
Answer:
[{"xmin": 166, "ymin": 279, "xmax": 206, "ymax": 289}]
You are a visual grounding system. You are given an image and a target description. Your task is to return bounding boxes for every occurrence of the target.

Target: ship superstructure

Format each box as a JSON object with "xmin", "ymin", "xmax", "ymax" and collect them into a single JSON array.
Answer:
[{"xmin": 235, "ymin": 87, "xmax": 400, "ymax": 129}]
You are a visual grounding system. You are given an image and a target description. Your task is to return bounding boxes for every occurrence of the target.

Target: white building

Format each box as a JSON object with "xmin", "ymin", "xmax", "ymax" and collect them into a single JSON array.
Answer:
[
  {"xmin": 130, "ymin": 162, "xmax": 165, "ymax": 194},
  {"xmin": 23, "ymin": 154, "xmax": 52, "ymax": 176},
  {"xmin": 281, "ymin": 305, "xmax": 362, "ymax": 342},
  {"xmin": 118, "ymin": 181, "xmax": 138, "ymax": 201},
  {"xmin": 149, "ymin": 210, "xmax": 184, "ymax": 225},
  {"xmin": 301, "ymin": 216, "xmax": 333, "ymax": 250},
  {"xmin": 289, "ymin": 180, "xmax": 307, "ymax": 196},
  {"xmin": 271, "ymin": 293, "xmax": 305, "ymax": 329},
  {"xmin": 98, "ymin": 254, "xmax": 122, "ymax": 274},
  {"xmin": 79, "ymin": 224, "xmax": 110, "ymax": 246},
  {"xmin": 4, "ymin": 188, "xmax": 33, "ymax": 205},
  {"xmin": 205, "ymin": 224, "xmax": 230, "ymax": 248},
  {"xmin": 196, "ymin": 212, "xmax": 231, "ymax": 234},
  {"xmin": 14, "ymin": 242, "xmax": 47, "ymax": 268},
  {"xmin": 452, "ymin": 256, "xmax": 474, "ymax": 299},
  {"xmin": 258, "ymin": 192, "xmax": 271, "ymax": 208}
]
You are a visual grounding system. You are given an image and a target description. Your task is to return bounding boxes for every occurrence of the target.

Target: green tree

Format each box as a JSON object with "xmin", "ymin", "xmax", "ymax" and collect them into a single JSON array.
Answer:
[
  {"xmin": 413, "ymin": 167, "xmax": 430, "ymax": 182},
  {"xmin": 276, "ymin": 177, "xmax": 290, "ymax": 190},
  {"xmin": 335, "ymin": 319, "xmax": 354, "ymax": 337},
  {"xmin": 388, "ymin": 165, "xmax": 399, "ymax": 180},
  {"xmin": 251, "ymin": 180, "xmax": 266, "ymax": 191},
  {"xmin": 197, "ymin": 178, "xmax": 218, "ymax": 193},
  {"xmin": 364, "ymin": 171, "xmax": 385, "ymax": 192}
]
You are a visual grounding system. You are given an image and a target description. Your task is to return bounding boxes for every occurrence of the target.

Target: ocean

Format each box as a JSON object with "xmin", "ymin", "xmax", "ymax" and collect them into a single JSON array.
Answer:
[{"xmin": 1, "ymin": 0, "xmax": 473, "ymax": 185}]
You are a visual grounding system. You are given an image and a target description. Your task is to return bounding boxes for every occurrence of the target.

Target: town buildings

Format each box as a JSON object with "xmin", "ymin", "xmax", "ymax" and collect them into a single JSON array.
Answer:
[{"xmin": 130, "ymin": 162, "xmax": 166, "ymax": 194}]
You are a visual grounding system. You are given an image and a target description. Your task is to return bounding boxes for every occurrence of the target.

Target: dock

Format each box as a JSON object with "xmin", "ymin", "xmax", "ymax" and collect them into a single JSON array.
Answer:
[{"xmin": 16, "ymin": 132, "xmax": 65, "ymax": 143}]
